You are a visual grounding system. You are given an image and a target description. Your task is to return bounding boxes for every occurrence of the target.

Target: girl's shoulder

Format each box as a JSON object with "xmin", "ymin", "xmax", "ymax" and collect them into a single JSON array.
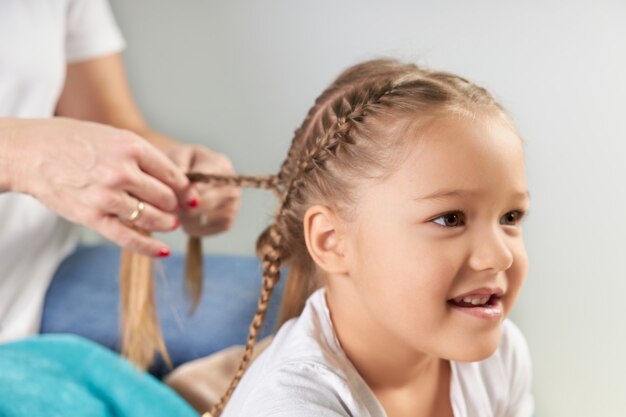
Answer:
[
  {"xmin": 224, "ymin": 358, "xmax": 356, "ymax": 417},
  {"xmin": 220, "ymin": 288, "xmax": 385, "ymax": 417}
]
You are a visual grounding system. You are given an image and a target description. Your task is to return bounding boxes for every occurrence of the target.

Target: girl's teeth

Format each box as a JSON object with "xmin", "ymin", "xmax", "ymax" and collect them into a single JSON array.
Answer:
[{"xmin": 459, "ymin": 296, "xmax": 491, "ymax": 305}]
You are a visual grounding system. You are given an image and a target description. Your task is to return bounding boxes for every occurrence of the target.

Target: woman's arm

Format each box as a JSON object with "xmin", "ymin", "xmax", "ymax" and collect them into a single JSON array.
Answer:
[{"xmin": 55, "ymin": 53, "xmax": 175, "ymax": 151}]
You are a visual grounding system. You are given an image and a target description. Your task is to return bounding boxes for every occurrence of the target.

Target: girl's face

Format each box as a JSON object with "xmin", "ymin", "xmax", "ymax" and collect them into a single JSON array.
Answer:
[{"xmin": 339, "ymin": 114, "xmax": 529, "ymax": 362}]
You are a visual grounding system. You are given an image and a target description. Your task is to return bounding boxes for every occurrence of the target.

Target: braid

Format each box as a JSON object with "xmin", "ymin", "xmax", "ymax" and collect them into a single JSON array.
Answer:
[
  {"xmin": 204, "ymin": 224, "xmax": 284, "ymax": 417},
  {"xmin": 187, "ymin": 173, "xmax": 282, "ymax": 195},
  {"xmin": 293, "ymin": 81, "xmax": 395, "ymax": 176},
  {"xmin": 275, "ymin": 73, "xmax": 385, "ymax": 182}
]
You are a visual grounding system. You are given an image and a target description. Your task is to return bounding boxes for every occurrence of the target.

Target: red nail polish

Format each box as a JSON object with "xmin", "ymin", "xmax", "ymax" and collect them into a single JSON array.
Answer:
[
  {"xmin": 158, "ymin": 248, "xmax": 170, "ymax": 258},
  {"xmin": 187, "ymin": 198, "xmax": 199, "ymax": 208},
  {"xmin": 172, "ymin": 218, "xmax": 180, "ymax": 230}
]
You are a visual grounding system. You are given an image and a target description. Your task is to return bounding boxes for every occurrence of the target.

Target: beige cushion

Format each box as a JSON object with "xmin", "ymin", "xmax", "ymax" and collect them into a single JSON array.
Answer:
[{"xmin": 164, "ymin": 336, "xmax": 273, "ymax": 413}]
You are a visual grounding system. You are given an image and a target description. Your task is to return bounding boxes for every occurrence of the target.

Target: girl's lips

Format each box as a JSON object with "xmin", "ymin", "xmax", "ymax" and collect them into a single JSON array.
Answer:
[
  {"xmin": 450, "ymin": 287, "xmax": 505, "ymax": 300},
  {"xmin": 448, "ymin": 297, "xmax": 504, "ymax": 320}
]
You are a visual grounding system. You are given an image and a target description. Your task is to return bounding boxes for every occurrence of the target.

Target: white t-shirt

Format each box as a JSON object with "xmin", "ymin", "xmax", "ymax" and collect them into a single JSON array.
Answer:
[
  {"xmin": 0, "ymin": 0, "xmax": 125, "ymax": 341},
  {"xmin": 221, "ymin": 288, "xmax": 534, "ymax": 417}
]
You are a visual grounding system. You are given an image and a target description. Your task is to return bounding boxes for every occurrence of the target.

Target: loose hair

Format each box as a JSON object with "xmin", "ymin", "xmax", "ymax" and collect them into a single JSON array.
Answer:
[{"xmin": 118, "ymin": 59, "xmax": 511, "ymax": 416}]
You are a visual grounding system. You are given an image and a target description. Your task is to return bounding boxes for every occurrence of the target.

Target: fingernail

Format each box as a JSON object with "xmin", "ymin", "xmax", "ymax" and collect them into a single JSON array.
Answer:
[
  {"xmin": 158, "ymin": 248, "xmax": 170, "ymax": 258},
  {"xmin": 172, "ymin": 218, "xmax": 180, "ymax": 230},
  {"xmin": 187, "ymin": 198, "xmax": 199, "ymax": 208}
]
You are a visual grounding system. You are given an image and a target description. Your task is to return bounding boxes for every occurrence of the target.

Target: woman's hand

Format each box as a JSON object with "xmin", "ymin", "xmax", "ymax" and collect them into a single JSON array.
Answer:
[
  {"xmin": 2, "ymin": 117, "xmax": 189, "ymax": 257},
  {"xmin": 167, "ymin": 145, "xmax": 241, "ymax": 237}
]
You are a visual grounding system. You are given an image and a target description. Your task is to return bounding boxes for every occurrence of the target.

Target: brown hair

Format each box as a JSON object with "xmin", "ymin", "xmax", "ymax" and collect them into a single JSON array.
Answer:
[{"xmin": 119, "ymin": 59, "xmax": 510, "ymax": 415}]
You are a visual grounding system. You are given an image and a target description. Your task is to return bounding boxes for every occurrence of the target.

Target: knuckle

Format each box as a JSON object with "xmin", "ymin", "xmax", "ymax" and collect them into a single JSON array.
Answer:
[
  {"xmin": 117, "ymin": 133, "xmax": 144, "ymax": 158},
  {"xmin": 91, "ymin": 190, "xmax": 117, "ymax": 211},
  {"xmin": 166, "ymin": 166, "xmax": 186, "ymax": 188},
  {"xmin": 100, "ymin": 168, "xmax": 131, "ymax": 188},
  {"xmin": 217, "ymin": 154, "xmax": 235, "ymax": 174},
  {"xmin": 158, "ymin": 190, "xmax": 178, "ymax": 212},
  {"xmin": 125, "ymin": 141, "xmax": 144, "ymax": 159}
]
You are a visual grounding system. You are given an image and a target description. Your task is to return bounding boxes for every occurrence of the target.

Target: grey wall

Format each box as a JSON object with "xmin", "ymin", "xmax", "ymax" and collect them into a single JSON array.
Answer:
[{"xmin": 101, "ymin": 1, "xmax": 626, "ymax": 415}]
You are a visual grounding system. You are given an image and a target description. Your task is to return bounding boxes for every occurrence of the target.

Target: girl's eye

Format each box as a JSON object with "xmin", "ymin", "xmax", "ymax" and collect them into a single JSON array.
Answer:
[
  {"xmin": 500, "ymin": 210, "xmax": 526, "ymax": 226},
  {"xmin": 432, "ymin": 212, "xmax": 466, "ymax": 228}
]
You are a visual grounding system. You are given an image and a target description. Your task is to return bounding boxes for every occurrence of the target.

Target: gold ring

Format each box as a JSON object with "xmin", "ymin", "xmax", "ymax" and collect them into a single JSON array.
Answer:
[{"xmin": 127, "ymin": 201, "xmax": 145, "ymax": 223}]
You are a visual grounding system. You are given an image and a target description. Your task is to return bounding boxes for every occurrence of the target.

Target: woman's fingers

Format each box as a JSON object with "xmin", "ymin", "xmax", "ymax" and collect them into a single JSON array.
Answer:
[
  {"xmin": 172, "ymin": 146, "xmax": 238, "ymax": 208},
  {"xmin": 133, "ymin": 135, "xmax": 189, "ymax": 194},
  {"xmin": 85, "ymin": 178, "xmax": 179, "ymax": 233},
  {"xmin": 95, "ymin": 216, "xmax": 171, "ymax": 257},
  {"xmin": 165, "ymin": 144, "xmax": 242, "ymax": 237},
  {"xmin": 181, "ymin": 191, "xmax": 240, "ymax": 237},
  {"xmin": 125, "ymin": 167, "xmax": 180, "ymax": 213},
  {"xmin": 187, "ymin": 183, "xmax": 241, "ymax": 212},
  {"xmin": 117, "ymin": 196, "xmax": 180, "ymax": 233}
]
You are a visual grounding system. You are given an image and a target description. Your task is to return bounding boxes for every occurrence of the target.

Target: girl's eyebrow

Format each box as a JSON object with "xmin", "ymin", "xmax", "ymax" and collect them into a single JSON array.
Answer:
[{"xmin": 412, "ymin": 189, "xmax": 531, "ymax": 202}]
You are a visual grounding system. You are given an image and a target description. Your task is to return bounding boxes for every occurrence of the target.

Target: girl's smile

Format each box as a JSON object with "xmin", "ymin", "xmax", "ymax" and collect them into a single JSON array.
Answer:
[{"xmin": 447, "ymin": 288, "xmax": 504, "ymax": 320}]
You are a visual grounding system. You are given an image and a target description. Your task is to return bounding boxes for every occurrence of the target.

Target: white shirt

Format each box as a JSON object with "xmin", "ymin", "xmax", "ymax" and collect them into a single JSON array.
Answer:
[
  {"xmin": 0, "ymin": 0, "xmax": 125, "ymax": 341},
  {"xmin": 221, "ymin": 288, "xmax": 534, "ymax": 417}
]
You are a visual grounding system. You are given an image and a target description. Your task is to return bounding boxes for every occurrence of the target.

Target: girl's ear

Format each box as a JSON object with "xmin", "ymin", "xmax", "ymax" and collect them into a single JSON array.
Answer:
[{"xmin": 303, "ymin": 205, "xmax": 350, "ymax": 275}]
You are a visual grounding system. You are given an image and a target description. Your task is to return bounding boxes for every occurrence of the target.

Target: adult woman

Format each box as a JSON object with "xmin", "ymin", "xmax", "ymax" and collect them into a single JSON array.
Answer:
[{"xmin": 0, "ymin": 0, "xmax": 240, "ymax": 342}]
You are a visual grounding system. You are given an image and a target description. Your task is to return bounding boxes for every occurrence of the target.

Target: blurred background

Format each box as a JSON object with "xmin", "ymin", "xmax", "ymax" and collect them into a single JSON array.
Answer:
[{"xmin": 86, "ymin": 1, "xmax": 626, "ymax": 415}]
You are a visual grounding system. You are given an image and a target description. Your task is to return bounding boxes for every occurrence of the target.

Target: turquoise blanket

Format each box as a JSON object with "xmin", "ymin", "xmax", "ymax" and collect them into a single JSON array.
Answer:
[{"xmin": 0, "ymin": 334, "xmax": 198, "ymax": 417}]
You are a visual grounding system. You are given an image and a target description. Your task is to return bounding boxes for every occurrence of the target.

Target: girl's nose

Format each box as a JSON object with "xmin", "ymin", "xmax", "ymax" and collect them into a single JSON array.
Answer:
[{"xmin": 467, "ymin": 227, "xmax": 514, "ymax": 272}]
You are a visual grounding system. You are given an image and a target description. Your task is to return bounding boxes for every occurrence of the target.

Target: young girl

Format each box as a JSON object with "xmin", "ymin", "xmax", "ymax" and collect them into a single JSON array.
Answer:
[{"xmin": 196, "ymin": 59, "xmax": 534, "ymax": 417}]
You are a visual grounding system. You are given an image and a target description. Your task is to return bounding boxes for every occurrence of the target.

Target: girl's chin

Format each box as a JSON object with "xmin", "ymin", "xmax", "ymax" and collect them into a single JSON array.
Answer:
[
  {"xmin": 447, "ymin": 336, "xmax": 501, "ymax": 363},
  {"xmin": 453, "ymin": 346, "xmax": 499, "ymax": 363}
]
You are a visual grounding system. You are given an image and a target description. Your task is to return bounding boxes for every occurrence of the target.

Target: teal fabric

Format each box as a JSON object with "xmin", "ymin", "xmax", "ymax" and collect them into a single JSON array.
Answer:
[{"xmin": 0, "ymin": 334, "xmax": 198, "ymax": 417}]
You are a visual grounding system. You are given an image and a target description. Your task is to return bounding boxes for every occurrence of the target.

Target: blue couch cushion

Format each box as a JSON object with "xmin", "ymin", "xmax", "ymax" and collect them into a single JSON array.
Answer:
[{"xmin": 41, "ymin": 245, "xmax": 285, "ymax": 377}]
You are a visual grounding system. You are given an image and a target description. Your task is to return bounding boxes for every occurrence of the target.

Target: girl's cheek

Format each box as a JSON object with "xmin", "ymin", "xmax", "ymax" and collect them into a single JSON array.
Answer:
[{"xmin": 511, "ymin": 239, "xmax": 527, "ymax": 264}]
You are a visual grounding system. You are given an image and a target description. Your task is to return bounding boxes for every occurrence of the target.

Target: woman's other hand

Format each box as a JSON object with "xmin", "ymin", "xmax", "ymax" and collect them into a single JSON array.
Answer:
[{"xmin": 167, "ymin": 145, "xmax": 241, "ymax": 237}]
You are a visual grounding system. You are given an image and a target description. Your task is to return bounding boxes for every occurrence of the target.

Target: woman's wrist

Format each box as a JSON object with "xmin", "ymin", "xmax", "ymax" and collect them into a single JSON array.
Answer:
[
  {"xmin": 0, "ymin": 117, "xmax": 52, "ymax": 194},
  {"xmin": 0, "ymin": 118, "xmax": 22, "ymax": 193}
]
